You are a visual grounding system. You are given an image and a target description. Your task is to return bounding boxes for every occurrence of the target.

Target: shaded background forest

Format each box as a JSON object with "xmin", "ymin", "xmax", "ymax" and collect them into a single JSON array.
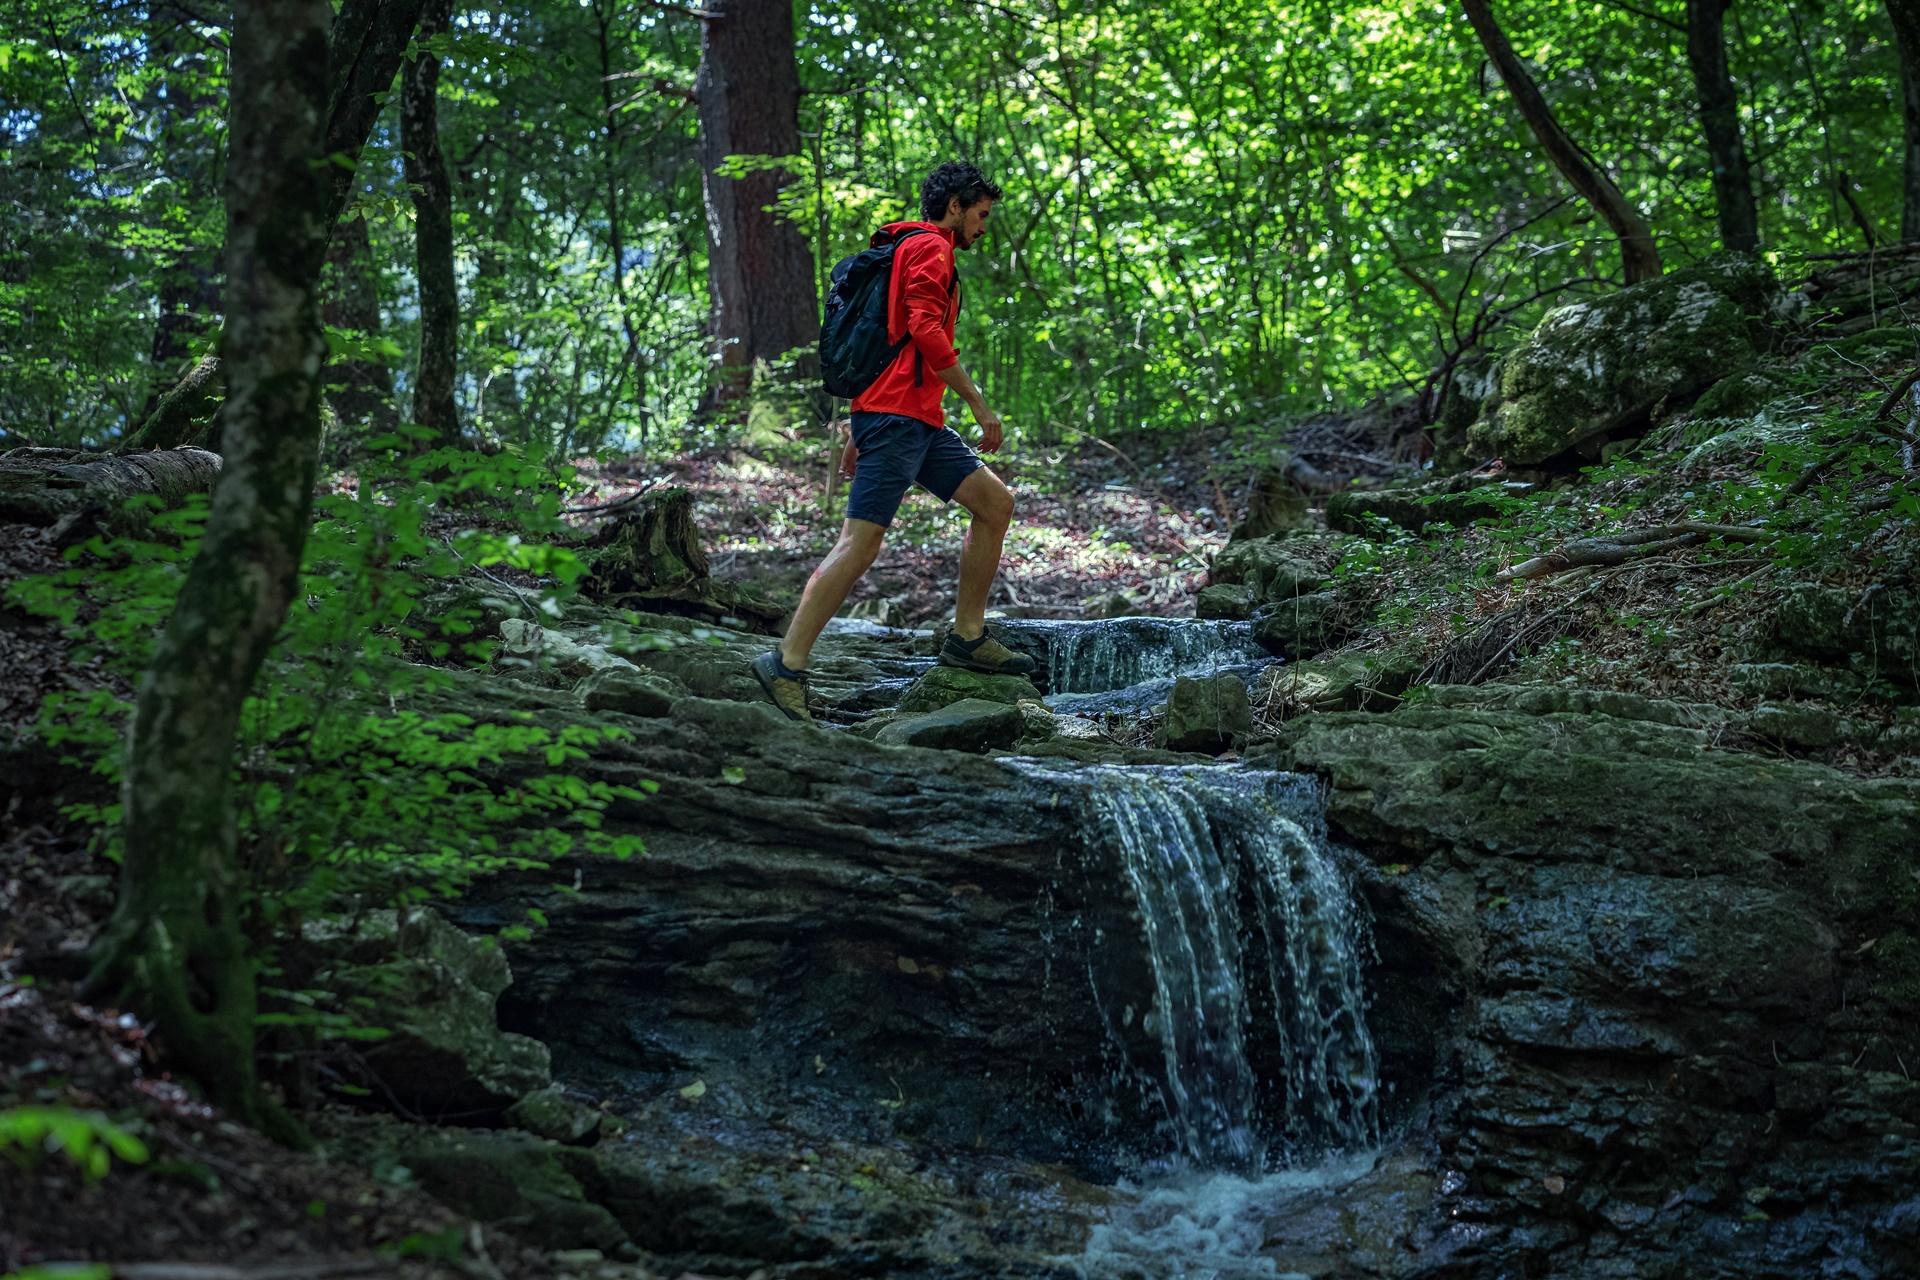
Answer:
[{"xmin": 5, "ymin": 0, "xmax": 1916, "ymax": 458}]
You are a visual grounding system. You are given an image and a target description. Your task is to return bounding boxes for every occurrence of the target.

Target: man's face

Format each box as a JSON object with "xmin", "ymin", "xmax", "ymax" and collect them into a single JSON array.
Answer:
[{"xmin": 951, "ymin": 196, "xmax": 994, "ymax": 251}]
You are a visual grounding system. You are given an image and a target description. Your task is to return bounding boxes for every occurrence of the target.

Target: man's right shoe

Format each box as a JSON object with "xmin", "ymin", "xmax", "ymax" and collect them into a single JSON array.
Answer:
[
  {"xmin": 938, "ymin": 628, "xmax": 1038, "ymax": 676},
  {"xmin": 751, "ymin": 650, "xmax": 814, "ymax": 722}
]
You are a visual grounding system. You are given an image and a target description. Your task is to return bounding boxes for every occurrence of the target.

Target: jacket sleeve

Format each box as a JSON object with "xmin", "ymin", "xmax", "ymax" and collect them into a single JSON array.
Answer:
[{"xmin": 897, "ymin": 239, "xmax": 959, "ymax": 373}]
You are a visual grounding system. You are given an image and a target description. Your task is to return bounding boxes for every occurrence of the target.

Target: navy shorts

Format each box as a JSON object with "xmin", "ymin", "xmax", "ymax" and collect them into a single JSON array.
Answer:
[{"xmin": 844, "ymin": 411, "xmax": 985, "ymax": 528}]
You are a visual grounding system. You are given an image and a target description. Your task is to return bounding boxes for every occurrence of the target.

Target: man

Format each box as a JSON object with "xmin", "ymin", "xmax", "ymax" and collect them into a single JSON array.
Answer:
[{"xmin": 753, "ymin": 161, "xmax": 1035, "ymax": 723}]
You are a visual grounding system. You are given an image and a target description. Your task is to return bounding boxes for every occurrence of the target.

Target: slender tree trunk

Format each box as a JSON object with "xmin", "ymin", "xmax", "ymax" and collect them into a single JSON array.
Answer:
[
  {"xmin": 321, "ymin": 213, "xmax": 397, "ymax": 432},
  {"xmin": 1460, "ymin": 0, "xmax": 1663, "ymax": 282},
  {"xmin": 1890, "ymin": 0, "xmax": 1920, "ymax": 241},
  {"xmin": 1686, "ymin": 0, "xmax": 1759, "ymax": 253},
  {"xmin": 123, "ymin": 0, "xmax": 428, "ymax": 448},
  {"xmin": 91, "ymin": 0, "xmax": 333, "ymax": 1129},
  {"xmin": 402, "ymin": 0, "xmax": 460, "ymax": 447},
  {"xmin": 695, "ymin": 0, "xmax": 818, "ymax": 410}
]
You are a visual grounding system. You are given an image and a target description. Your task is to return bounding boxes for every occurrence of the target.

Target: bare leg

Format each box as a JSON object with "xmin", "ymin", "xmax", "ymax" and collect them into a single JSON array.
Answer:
[
  {"xmin": 781, "ymin": 518, "xmax": 888, "ymax": 669},
  {"xmin": 950, "ymin": 467, "xmax": 1014, "ymax": 640}
]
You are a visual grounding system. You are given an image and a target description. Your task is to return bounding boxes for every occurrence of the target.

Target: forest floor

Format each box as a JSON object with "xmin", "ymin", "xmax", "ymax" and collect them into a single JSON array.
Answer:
[{"xmin": 4, "ymin": 350, "xmax": 1914, "ymax": 1274}]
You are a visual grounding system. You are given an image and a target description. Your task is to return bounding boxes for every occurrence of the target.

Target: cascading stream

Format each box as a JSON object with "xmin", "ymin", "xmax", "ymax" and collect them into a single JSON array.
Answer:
[
  {"xmin": 1025, "ymin": 762, "xmax": 1381, "ymax": 1171},
  {"xmin": 992, "ymin": 618, "xmax": 1271, "ymax": 697},
  {"xmin": 1017, "ymin": 761, "xmax": 1384, "ymax": 1279}
]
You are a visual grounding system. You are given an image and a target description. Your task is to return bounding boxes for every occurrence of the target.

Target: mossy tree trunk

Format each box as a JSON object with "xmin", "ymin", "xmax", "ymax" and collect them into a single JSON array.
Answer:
[
  {"xmin": 123, "ymin": 0, "xmax": 428, "ymax": 448},
  {"xmin": 1460, "ymin": 0, "xmax": 1663, "ymax": 283},
  {"xmin": 322, "ymin": 213, "xmax": 398, "ymax": 434},
  {"xmin": 402, "ymin": 0, "xmax": 461, "ymax": 449},
  {"xmin": 91, "ymin": 0, "xmax": 333, "ymax": 1128},
  {"xmin": 1686, "ymin": 0, "xmax": 1759, "ymax": 254}
]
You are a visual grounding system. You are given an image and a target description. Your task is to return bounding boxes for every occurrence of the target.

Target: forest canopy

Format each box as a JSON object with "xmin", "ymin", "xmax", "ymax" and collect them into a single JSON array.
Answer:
[{"xmin": 3, "ymin": 0, "xmax": 1913, "ymax": 455}]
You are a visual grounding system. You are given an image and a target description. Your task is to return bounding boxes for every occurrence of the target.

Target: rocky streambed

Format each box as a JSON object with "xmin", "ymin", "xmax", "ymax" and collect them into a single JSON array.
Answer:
[{"xmin": 326, "ymin": 604, "xmax": 1920, "ymax": 1279}]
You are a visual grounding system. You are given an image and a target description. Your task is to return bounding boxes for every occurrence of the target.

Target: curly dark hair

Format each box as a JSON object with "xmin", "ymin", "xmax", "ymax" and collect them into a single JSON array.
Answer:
[{"xmin": 919, "ymin": 161, "xmax": 1003, "ymax": 221}]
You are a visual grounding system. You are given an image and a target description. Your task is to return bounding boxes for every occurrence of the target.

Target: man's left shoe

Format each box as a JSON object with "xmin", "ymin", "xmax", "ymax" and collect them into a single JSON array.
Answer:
[{"xmin": 938, "ymin": 628, "xmax": 1038, "ymax": 676}]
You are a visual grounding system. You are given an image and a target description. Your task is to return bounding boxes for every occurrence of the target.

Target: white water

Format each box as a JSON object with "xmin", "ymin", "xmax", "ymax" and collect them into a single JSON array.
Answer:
[
  {"xmin": 1015, "ymin": 762, "xmax": 1382, "ymax": 1278},
  {"xmin": 998, "ymin": 618, "xmax": 1269, "ymax": 696},
  {"xmin": 1073, "ymin": 1153, "xmax": 1379, "ymax": 1280}
]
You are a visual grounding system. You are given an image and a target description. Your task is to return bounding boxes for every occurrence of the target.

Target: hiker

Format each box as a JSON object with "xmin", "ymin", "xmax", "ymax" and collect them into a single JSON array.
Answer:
[{"xmin": 753, "ymin": 161, "xmax": 1036, "ymax": 723}]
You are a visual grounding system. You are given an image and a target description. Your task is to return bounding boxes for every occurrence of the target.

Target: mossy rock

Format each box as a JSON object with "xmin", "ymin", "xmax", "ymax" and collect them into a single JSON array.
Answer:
[
  {"xmin": 1770, "ymin": 580, "xmax": 1920, "ymax": 690},
  {"xmin": 1155, "ymin": 675, "xmax": 1253, "ymax": 754},
  {"xmin": 1208, "ymin": 535, "xmax": 1335, "ymax": 602},
  {"xmin": 896, "ymin": 665, "xmax": 1041, "ymax": 713},
  {"xmin": 1195, "ymin": 583, "xmax": 1256, "ymax": 621},
  {"xmin": 873, "ymin": 698, "xmax": 1026, "ymax": 752},
  {"xmin": 1469, "ymin": 254, "xmax": 1782, "ymax": 465},
  {"xmin": 576, "ymin": 666, "xmax": 680, "ymax": 718},
  {"xmin": 1251, "ymin": 591, "xmax": 1345, "ymax": 657},
  {"xmin": 1326, "ymin": 478, "xmax": 1510, "ymax": 537},
  {"xmin": 387, "ymin": 1127, "xmax": 627, "ymax": 1251},
  {"xmin": 1264, "ymin": 643, "xmax": 1423, "ymax": 712}
]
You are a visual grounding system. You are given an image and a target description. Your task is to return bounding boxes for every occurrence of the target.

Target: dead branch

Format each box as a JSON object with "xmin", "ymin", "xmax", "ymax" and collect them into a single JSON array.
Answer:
[
  {"xmin": 1496, "ymin": 522, "xmax": 1773, "ymax": 583},
  {"xmin": 0, "ymin": 445, "xmax": 222, "ymax": 527}
]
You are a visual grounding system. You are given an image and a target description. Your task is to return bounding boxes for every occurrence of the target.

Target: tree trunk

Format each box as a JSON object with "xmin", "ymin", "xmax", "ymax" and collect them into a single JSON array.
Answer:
[
  {"xmin": 1890, "ymin": 0, "xmax": 1920, "ymax": 241},
  {"xmin": 1686, "ymin": 0, "xmax": 1759, "ymax": 253},
  {"xmin": 321, "ymin": 213, "xmax": 398, "ymax": 433},
  {"xmin": 0, "ymin": 446, "xmax": 222, "ymax": 528},
  {"xmin": 402, "ymin": 0, "xmax": 461, "ymax": 449},
  {"xmin": 695, "ymin": 0, "xmax": 818, "ymax": 409},
  {"xmin": 91, "ymin": 0, "xmax": 334, "ymax": 1130},
  {"xmin": 120, "ymin": 354, "xmax": 223, "ymax": 453},
  {"xmin": 123, "ymin": 0, "xmax": 428, "ymax": 448},
  {"xmin": 1460, "ymin": 0, "xmax": 1663, "ymax": 282}
]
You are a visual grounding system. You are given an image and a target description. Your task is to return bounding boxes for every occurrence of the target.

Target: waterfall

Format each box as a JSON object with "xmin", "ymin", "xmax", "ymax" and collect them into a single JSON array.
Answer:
[
  {"xmin": 1023, "ymin": 762, "xmax": 1381, "ymax": 1173},
  {"xmin": 992, "ymin": 618, "xmax": 1271, "ymax": 696}
]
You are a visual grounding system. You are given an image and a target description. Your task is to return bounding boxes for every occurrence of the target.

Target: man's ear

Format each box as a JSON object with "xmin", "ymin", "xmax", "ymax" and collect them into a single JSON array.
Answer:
[{"xmin": 947, "ymin": 196, "xmax": 963, "ymax": 221}]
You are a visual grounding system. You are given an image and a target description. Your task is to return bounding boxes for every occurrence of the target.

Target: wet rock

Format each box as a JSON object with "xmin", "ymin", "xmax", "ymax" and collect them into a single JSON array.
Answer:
[
  {"xmin": 506, "ymin": 1085, "xmax": 605, "ymax": 1145},
  {"xmin": 1251, "ymin": 590, "xmax": 1345, "ymax": 657},
  {"xmin": 896, "ymin": 664, "xmax": 1041, "ymax": 713},
  {"xmin": 1155, "ymin": 674, "xmax": 1253, "ymax": 754},
  {"xmin": 872, "ymin": 697, "xmax": 1025, "ymax": 752},
  {"xmin": 304, "ymin": 908, "xmax": 550, "ymax": 1118},
  {"xmin": 1469, "ymin": 254, "xmax": 1781, "ymax": 464},
  {"xmin": 575, "ymin": 667, "xmax": 678, "ymax": 718}
]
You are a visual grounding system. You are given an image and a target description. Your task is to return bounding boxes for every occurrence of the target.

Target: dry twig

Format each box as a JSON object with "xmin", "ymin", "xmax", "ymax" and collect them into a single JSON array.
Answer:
[{"xmin": 1495, "ymin": 522, "xmax": 1773, "ymax": 583}]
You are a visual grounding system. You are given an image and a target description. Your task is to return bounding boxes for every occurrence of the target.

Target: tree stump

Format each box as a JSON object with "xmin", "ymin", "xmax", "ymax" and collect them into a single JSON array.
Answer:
[{"xmin": 577, "ymin": 487, "xmax": 785, "ymax": 632}]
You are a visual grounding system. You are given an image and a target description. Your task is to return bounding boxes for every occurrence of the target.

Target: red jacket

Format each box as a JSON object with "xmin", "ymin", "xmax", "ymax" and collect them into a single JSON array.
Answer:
[{"xmin": 850, "ymin": 221, "xmax": 960, "ymax": 428}]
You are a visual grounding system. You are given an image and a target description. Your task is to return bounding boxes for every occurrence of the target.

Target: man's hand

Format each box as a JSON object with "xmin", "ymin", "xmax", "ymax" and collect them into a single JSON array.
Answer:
[
  {"xmin": 836, "ymin": 428, "xmax": 859, "ymax": 480},
  {"xmin": 972, "ymin": 405, "xmax": 1004, "ymax": 454}
]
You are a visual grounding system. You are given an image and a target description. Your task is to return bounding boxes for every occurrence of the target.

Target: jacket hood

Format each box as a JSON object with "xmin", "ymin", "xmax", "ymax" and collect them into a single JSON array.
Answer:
[{"xmin": 872, "ymin": 220, "xmax": 955, "ymax": 246}]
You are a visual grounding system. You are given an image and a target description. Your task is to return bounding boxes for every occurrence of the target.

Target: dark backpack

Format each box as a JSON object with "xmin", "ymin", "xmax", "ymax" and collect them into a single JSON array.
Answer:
[{"xmin": 819, "ymin": 227, "xmax": 954, "ymax": 399}]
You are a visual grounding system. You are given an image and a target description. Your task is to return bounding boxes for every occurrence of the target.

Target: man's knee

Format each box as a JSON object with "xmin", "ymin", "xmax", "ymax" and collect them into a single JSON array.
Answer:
[
  {"xmin": 970, "ymin": 475, "xmax": 1014, "ymax": 529},
  {"xmin": 839, "ymin": 520, "xmax": 887, "ymax": 567}
]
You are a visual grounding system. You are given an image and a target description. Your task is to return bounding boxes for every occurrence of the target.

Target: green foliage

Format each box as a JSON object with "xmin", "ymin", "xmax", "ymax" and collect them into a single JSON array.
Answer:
[
  {"xmin": 8, "ymin": 446, "xmax": 649, "ymax": 1037},
  {"xmin": 7, "ymin": 0, "xmax": 1911, "ymax": 451},
  {"xmin": 0, "ymin": 1106, "xmax": 149, "ymax": 1181}
]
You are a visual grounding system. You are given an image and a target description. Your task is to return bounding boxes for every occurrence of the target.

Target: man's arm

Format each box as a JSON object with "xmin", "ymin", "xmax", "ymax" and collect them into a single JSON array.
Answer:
[{"xmin": 937, "ymin": 362, "xmax": 1002, "ymax": 453}]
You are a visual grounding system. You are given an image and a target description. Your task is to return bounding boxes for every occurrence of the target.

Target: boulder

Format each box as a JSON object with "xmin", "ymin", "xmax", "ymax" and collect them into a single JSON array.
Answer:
[
  {"xmin": 1468, "ymin": 254, "xmax": 1782, "ymax": 464},
  {"xmin": 1770, "ymin": 579, "xmax": 1920, "ymax": 689},
  {"xmin": 872, "ymin": 698, "xmax": 1025, "ymax": 752},
  {"xmin": 1194, "ymin": 583, "xmax": 1256, "ymax": 621},
  {"xmin": 1251, "ymin": 590, "xmax": 1345, "ymax": 657},
  {"xmin": 306, "ymin": 908, "xmax": 551, "ymax": 1117},
  {"xmin": 1261, "ymin": 644, "xmax": 1422, "ymax": 712},
  {"xmin": 1206, "ymin": 534, "xmax": 1349, "ymax": 609},
  {"xmin": 1154, "ymin": 674, "xmax": 1253, "ymax": 754},
  {"xmin": 895, "ymin": 664, "xmax": 1041, "ymax": 713},
  {"xmin": 498, "ymin": 619, "xmax": 639, "ymax": 683}
]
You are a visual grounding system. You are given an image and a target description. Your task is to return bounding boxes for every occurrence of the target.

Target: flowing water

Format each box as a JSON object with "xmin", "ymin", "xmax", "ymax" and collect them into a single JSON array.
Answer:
[
  {"xmin": 1014, "ymin": 761, "xmax": 1382, "ymax": 1278},
  {"xmin": 993, "ymin": 618, "xmax": 1272, "ymax": 699}
]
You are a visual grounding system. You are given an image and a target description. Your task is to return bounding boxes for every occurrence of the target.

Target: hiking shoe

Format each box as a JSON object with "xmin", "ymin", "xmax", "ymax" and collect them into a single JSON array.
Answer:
[
  {"xmin": 938, "ymin": 628, "xmax": 1038, "ymax": 676},
  {"xmin": 751, "ymin": 650, "xmax": 813, "ymax": 722}
]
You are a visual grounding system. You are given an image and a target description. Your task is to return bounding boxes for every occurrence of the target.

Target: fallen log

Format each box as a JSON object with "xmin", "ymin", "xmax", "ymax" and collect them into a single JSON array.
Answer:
[
  {"xmin": 1495, "ymin": 521, "xmax": 1773, "ymax": 583},
  {"xmin": 0, "ymin": 446, "xmax": 222, "ymax": 530}
]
